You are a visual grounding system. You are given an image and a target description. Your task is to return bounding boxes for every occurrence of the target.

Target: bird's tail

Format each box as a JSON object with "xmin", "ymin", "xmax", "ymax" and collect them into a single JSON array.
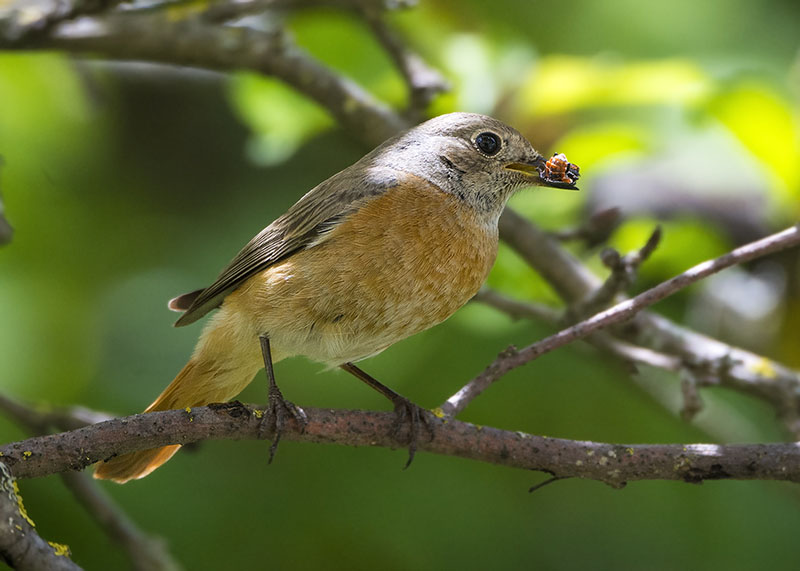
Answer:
[{"xmin": 94, "ymin": 350, "xmax": 261, "ymax": 483}]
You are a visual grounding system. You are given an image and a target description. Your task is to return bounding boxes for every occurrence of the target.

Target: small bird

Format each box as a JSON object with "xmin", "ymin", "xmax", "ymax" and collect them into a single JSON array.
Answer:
[{"xmin": 94, "ymin": 112, "xmax": 579, "ymax": 483}]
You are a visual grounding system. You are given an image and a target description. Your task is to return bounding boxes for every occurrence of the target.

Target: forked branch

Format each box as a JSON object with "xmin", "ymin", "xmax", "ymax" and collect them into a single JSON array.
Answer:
[{"xmin": 442, "ymin": 223, "xmax": 800, "ymax": 417}]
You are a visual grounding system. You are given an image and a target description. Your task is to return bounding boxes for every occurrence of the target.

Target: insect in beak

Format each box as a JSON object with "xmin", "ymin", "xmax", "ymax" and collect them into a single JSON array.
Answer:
[{"xmin": 505, "ymin": 153, "xmax": 580, "ymax": 190}]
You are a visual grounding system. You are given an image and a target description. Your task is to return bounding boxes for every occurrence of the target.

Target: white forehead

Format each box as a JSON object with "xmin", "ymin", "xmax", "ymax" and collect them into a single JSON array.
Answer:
[{"xmin": 415, "ymin": 112, "xmax": 520, "ymax": 139}]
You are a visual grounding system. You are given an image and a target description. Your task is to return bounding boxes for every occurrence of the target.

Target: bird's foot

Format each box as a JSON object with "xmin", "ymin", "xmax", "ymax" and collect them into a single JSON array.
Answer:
[
  {"xmin": 264, "ymin": 382, "xmax": 308, "ymax": 463},
  {"xmin": 388, "ymin": 395, "xmax": 435, "ymax": 469}
]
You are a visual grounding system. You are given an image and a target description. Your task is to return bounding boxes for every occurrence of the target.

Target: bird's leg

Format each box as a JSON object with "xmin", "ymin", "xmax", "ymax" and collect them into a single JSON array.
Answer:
[
  {"xmin": 340, "ymin": 362, "xmax": 434, "ymax": 468},
  {"xmin": 259, "ymin": 335, "xmax": 307, "ymax": 463}
]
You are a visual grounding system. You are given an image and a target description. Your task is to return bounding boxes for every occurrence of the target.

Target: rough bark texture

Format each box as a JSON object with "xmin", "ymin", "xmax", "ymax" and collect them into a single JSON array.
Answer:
[{"xmin": 3, "ymin": 404, "xmax": 800, "ymax": 487}]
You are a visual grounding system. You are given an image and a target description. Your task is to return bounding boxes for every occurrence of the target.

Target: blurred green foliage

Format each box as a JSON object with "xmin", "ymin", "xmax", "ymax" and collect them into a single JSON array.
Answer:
[{"xmin": 1, "ymin": 0, "xmax": 800, "ymax": 569}]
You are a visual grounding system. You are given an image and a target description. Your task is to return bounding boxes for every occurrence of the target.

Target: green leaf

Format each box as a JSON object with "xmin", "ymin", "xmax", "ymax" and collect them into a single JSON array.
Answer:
[
  {"xmin": 227, "ymin": 73, "xmax": 334, "ymax": 166},
  {"xmin": 707, "ymin": 82, "xmax": 800, "ymax": 204},
  {"xmin": 516, "ymin": 56, "xmax": 711, "ymax": 116}
]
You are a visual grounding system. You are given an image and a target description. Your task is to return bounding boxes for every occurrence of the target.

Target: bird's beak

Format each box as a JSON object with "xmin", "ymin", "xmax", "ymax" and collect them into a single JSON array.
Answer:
[{"xmin": 505, "ymin": 153, "xmax": 580, "ymax": 190}]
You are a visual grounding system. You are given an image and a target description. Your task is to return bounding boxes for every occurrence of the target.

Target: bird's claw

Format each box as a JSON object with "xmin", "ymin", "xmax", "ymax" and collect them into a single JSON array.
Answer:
[
  {"xmin": 389, "ymin": 396, "xmax": 435, "ymax": 469},
  {"xmin": 264, "ymin": 383, "xmax": 307, "ymax": 463}
]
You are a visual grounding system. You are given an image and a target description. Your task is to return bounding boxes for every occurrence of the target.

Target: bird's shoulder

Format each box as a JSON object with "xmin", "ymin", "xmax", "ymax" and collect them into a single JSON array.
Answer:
[{"xmin": 171, "ymin": 165, "xmax": 411, "ymax": 326}]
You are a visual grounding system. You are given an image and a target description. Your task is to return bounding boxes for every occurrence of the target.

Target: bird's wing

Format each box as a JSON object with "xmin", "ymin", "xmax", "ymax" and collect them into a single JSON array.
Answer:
[{"xmin": 172, "ymin": 165, "xmax": 401, "ymax": 326}]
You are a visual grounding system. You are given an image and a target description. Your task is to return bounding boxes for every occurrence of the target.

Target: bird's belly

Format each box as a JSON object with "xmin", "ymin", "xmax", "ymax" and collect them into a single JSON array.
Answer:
[{"xmin": 225, "ymin": 184, "xmax": 499, "ymax": 366}]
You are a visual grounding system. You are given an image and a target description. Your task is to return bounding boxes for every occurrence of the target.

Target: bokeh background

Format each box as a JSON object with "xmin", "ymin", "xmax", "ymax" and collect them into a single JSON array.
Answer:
[{"xmin": 2, "ymin": 0, "xmax": 800, "ymax": 568}]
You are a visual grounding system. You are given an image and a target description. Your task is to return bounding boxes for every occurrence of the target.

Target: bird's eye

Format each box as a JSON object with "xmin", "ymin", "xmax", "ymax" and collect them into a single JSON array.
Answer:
[{"xmin": 475, "ymin": 132, "xmax": 502, "ymax": 156}]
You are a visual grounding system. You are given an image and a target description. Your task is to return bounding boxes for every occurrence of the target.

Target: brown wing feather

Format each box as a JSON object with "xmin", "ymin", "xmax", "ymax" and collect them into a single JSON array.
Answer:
[
  {"xmin": 168, "ymin": 289, "xmax": 203, "ymax": 311},
  {"xmin": 172, "ymin": 165, "xmax": 403, "ymax": 327}
]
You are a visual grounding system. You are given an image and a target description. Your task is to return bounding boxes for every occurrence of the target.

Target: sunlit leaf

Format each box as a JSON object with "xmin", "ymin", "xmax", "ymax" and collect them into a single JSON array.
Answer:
[
  {"xmin": 228, "ymin": 73, "xmax": 334, "ymax": 165},
  {"xmin": 707, "ymin": 82, "xmax": 800, "ymax": 205},
  {"xmin": 0, "ymin": 53, "xmax": 98, "ymax": 171},
  {"xmin": 434, "ymin": 33, "xmax": 536, "ymax": 115},
  {"xmin": 517, "ymin": 56, "xmax": 711, "ymax": 116}
]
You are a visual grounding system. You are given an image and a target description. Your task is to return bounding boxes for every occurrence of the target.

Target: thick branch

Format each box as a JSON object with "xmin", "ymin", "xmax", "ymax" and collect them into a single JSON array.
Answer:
[
  {"xmin": 4, "ymin": 0, "xmax": 795, "ymax": 422},
  {"xmin": 444, "ymin": 224, "xmax": 800, "ymax": 416},
  {"xmin": 0, "ymin": 0, "xmax": 121, "ymax": 41},
  {"xmin": 201, "ymin": 0, "xmax": 396, "ymax": 23},
  {"xmin": 2, "ymin": 405, "xmax": 800, "ymax": 488},
  {"xmin": 0, "ymin": 10, "xmax": 408, "ymax": 145},
  {"xmin": 0, "ymin": 395, "xmax": 178, "ymax": 571},
  {"xmin": 0, "ymin": 462, "xmax": 81, "ymax": 570},
  {"xmin": 2, "ymin": 0, "xmax": 799, "ymax": 488}
]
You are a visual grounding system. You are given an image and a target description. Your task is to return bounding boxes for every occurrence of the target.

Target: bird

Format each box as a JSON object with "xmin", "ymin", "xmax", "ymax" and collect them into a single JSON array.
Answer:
[{"xmin": 93, "ymin": 112, "xmax": 580, "ymax": 483}]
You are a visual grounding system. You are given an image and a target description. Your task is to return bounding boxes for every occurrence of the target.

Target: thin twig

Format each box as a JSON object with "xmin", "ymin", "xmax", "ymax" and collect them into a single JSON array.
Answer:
[
  {"xmin": 441, "ymin": 224, "xmax": 800, "ymax": 417},
  {"xmin": 528, "ymin": 475, "xmax": 566, "ymax": 493},
  {"xmin": 471, "ymin": 288, "xmax": 560, "ymax": 322},
  {"xmin": 0, "ymin": 394, "xmax": 112, "ymax": 432},
  {"xmin": 357, "ymin": 0, "xmax": 448, "ymax": 119},
  {"xmin": 473, "ymin": 288, "xmax": 726, "ymax": 436},
  {"xmin": 680, "ymin": 370, "xmax": 704, "ymax": 421},
  {"xmin": 3, "ymin": 404, "xmax": 800, "ymax": 487},
  {"xmin": 548, "ymin": 207, "xmax": 621, "ymax": 247},
  {"xmin": 497, "ymin": 210, "xmax": 800, "ymax": 430},
  {"xmin": 5, "ymin": 0, "xmax": 793, "ymax": 425},
  {"xmin": 59, "ymin": 472, "xmax": 179, "ymax": 571},
  {"xmin": 570, "ymin": 225, "xmax": 662, "ymax": 319},
  {"xmin": 472, "ymin": 288, "xmax": 682, "ymax": 371},
  {"xmin": 585, "ymin": 334, "xmax": 682, "ymax": 372}
]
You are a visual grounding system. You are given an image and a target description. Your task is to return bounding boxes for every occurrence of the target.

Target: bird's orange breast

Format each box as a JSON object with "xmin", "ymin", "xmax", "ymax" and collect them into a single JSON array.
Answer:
[{"xmin": 222, "ymin": 175, "xmax": 499, "ymax": 366}]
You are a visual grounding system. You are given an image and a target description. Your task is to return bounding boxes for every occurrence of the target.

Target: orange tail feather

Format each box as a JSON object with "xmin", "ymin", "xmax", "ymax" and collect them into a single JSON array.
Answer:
[
  {"xmin": 94, "ymin": 357, "xmax": 258, "ymax": 483},
  {"xmin": 92, "ymin": 445, "xmax": 181, "ymax": 484}
]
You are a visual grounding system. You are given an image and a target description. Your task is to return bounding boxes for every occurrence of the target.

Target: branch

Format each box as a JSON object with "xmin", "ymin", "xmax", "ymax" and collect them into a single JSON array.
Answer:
[
  {"xmin": 0, "ymin": 10, "xmax": 409, "ymax": 145},
  {"xmin": 548, "ymin": 206, "xmax": 621, "ymax": 247},
  {"xmin": 0, "ymin": 394, "xmax": 111, "ymax": 433},
  {"xmin": 442, "ymin": 223, "xmax": 800, "ymax": 416},
  {"xmin": 59, "ymin": 472, "xmax": 178, "ymax": 571},
  {"xmin": 0, "ymin": 157, "xmax": 11, "ymax": 246},
  {"xmin": 568, "ymin": 225, "xmax": 662, "ymax": 319},
  {"xmin": 498, "ymin": 210, "xmax": 800, "ymax": 431},
  {"xmin": 5, "ymin": 0, "xmax": 792, "ymax": 422},
  {"xmin": 0, "ymin": 395, "xmax": 179, "ymax": 571},
  {"xmin": 473, "ymin": 287, "xmax": 683, "ymax": 373},
  {"xmin": 201, "ymin": 0, "xmax": 399, "ymax": 23},
  {"xmin": 2, "ymin": 0, "xmax": 799, "ymax": 487},
  {"xmin": 471, "ymin": 287, "xmax": 560, "ymax": 322},
  {"xmin": 0, "ymin": 462, "xmax": 82, "ymax": 570},
  {"xmin": 499, "ymin": 208, "xmax": 601, "ymax": 302},
  {"xmin": 0, "ymin": 0, "xmax": 121, "ymax": 40},
  {"xmin": 357, "ymin": 1, "xmax": 448, "ymax": 119},
  {"xmin": 3, "ymin": 404, "xmax": 800, "ymax": 488}
]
